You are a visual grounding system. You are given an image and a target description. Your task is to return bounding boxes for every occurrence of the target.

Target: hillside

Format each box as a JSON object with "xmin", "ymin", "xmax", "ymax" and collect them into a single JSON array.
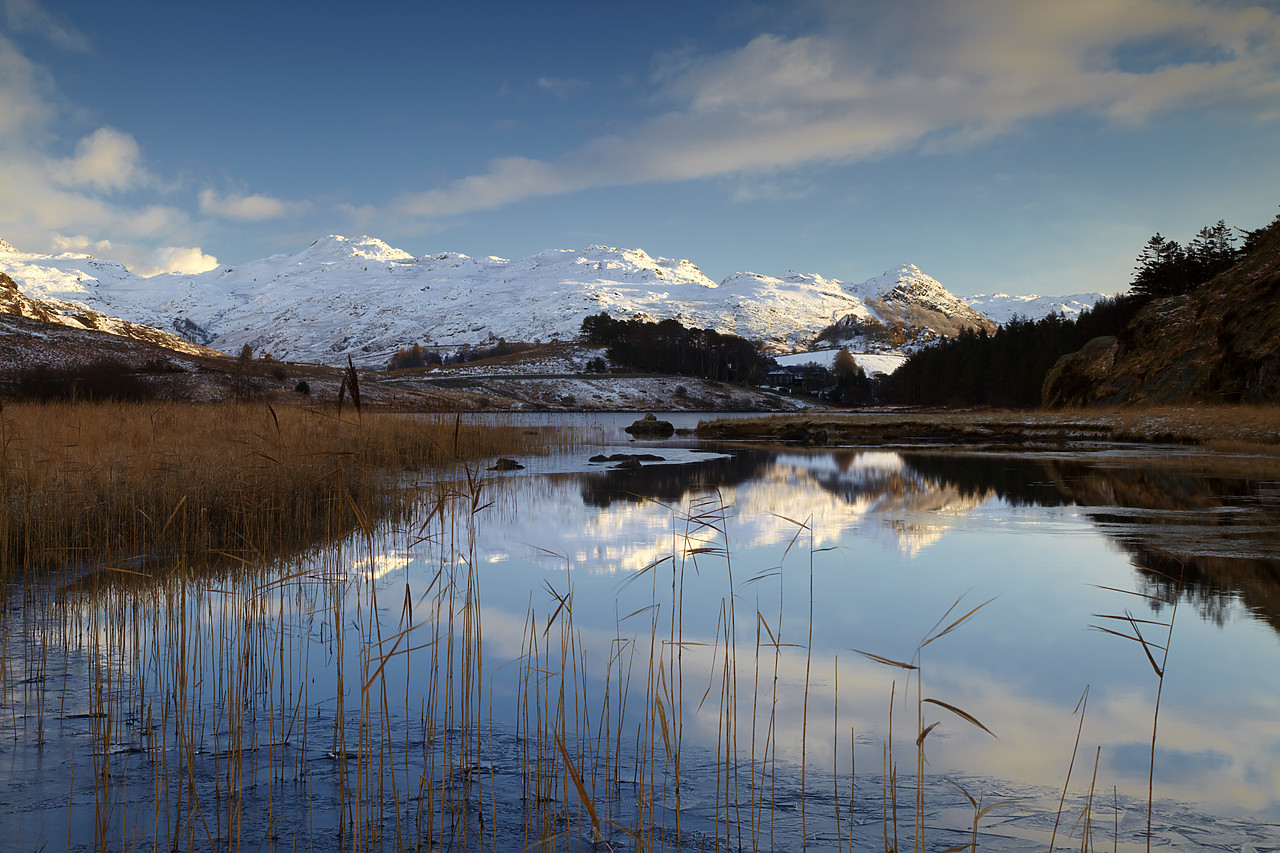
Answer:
[
  {"xmin": 1, "ymin": 271, "xmax": 216, "ymax": 356},
  {"xmin": 1043, "ymin": 218, "xmax": 1280, "ymax": 406},
  {"xmin": 963, "ymin": 292, "xmax": 1109, "ymax": 325},
  {"xmin": 0, "ymin": 235, "xmax": 1076, "ymax": 367}
]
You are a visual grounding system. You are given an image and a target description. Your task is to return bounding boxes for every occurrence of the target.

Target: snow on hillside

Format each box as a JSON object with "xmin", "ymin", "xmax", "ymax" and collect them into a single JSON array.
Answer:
[
  {"xmin": 0, "ymin": 234, "xmax": 1073, "ymax": 368},
  {"xmin": 964, "ymin": 292, "xmax": 1109, "ymax": 325},
  {"xmin": 774, "ymin": 349, "xmax": 907, "ymax": 376}
]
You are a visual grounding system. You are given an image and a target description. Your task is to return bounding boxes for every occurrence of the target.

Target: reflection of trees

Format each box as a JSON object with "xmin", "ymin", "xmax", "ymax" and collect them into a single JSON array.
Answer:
[
  {"xmin": 905, "ymin": 452, "xmax": 1280, "ymax": 638},
  {"xmin": 571, "ymin": 447, "xmax": 1280, "ymax": 636},
  {"xmin": 897, "ymin": 452, "xmax": 1076, "ymax": 508},
  {"xmin": 577, "ymin": 452, "xmax": 775, "ymax": 509},
  {"xmin": 1126, "ymin": 549, "xmax": 1280, "ymax": 633}
]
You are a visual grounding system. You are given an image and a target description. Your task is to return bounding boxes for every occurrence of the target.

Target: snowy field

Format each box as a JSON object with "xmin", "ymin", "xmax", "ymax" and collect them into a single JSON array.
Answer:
[{"xmin": 773, "ymin": 348, "xmax": 908, "ymax": 375}]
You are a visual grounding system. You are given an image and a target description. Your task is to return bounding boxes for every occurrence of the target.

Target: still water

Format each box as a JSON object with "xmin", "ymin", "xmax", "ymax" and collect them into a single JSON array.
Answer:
[{"xmin": 3, "ymin": 414, "xmax": 1279, "ymax": 851}]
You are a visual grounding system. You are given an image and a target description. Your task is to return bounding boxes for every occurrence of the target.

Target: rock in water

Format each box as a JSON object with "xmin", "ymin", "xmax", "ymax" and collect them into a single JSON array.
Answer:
[{"xmin": 624, "ymin": 413, "xmax": 675, "ymax": 437}]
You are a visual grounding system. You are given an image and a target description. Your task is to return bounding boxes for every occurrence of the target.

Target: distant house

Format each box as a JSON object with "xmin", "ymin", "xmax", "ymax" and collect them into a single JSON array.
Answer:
[{"xmin": 765, "ymin": 367, "xmax": 804, "ymax": 389}]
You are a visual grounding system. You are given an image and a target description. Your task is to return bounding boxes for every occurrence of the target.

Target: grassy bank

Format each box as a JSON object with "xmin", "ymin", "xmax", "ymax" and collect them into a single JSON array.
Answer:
[
  {"xmin": 0, "ymin": 400, "xmax": 560, "ymax": 580},
  {"xmin": 697, "ymin": 405, "xmax": 1280, "ymax": 453}
]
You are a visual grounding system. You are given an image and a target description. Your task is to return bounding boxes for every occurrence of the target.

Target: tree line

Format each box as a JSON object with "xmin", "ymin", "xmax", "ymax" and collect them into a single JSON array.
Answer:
[
  {"xmin": 580, "ymin": 313, "xmax": 773, "ymax": 384},
  {"xmin": 388, "ymin": 339, "xmax": 531, "ymax": 370},
  {"xmin": 881, "ymin": 296, "xmax": 1145, "ymax": 406},
  {"xmin": 1131, "ymin": 219, "xmax": 1239, "ymax": 298},
  {"xmin": 883, "ymin": 207, "xmax": 1277, "ymax": 406}
]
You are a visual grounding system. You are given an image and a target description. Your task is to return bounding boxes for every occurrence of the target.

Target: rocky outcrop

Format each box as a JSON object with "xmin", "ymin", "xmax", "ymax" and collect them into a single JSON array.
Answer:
[
  {"xmin": 1043, "ymin": 219, "xmax": 1280, "ymax": 407},
  {"xmin": 624, "ymin": 413, "xmax": 675, "ymax": 437}
]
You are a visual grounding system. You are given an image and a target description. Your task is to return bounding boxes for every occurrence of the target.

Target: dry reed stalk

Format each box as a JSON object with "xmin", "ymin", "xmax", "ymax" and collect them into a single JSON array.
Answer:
[
  {"xmin": 1051, "ymin": 686, "xmax": 1091, "ymax": 851},
  {"xmin": 1091, "ymin": 563, "xmax": 1183, "ymax": 853},
  {"xmin": 0, "ymin": 400, "xmax": 562, "ymax": 579}
]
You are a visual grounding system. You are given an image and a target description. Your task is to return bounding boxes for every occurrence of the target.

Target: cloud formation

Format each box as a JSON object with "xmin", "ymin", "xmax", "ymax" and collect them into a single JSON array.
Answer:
[
  {"xmin": 199, "ymin": 189, "xmax": 293, "ymax": 221},
  {"xmin": 1, "ymin": 0, "xmax": 89, "ymax": 52},
  {"xmin": 0, "ymin": 6, "xmax": 270, "ymax": 273},
  {"xmin": 391, "ymin": 0, "xmax": 1280, "ymax": 218},
  {"xmin": 537, "ymin": 76, "xmax": 590, "ymax": 99},
  {"xmin": 131, "ymin": 245, "xmax": 219, "ymax": 277},
  {"xmin": 53, "ymin": 127, "xmax": 149, "ymax": 191}
]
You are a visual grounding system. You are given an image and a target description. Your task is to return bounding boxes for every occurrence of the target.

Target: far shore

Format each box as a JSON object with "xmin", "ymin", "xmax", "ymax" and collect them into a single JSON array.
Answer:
[{"xmin": 694, "ymin": 405, "xmax": 1280, "ymax": 456}]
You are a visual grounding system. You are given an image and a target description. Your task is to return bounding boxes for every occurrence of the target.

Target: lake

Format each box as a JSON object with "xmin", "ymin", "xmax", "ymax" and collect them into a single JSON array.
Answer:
[{"xmin": 3, "ymin": 413, "xmax": 1279, "ymax": 851}]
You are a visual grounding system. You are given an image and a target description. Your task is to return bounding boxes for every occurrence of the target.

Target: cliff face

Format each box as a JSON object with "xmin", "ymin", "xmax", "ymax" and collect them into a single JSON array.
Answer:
[{"xmin": 1044, "ymin": 220, "xmax": 1280, "ymax": 407}]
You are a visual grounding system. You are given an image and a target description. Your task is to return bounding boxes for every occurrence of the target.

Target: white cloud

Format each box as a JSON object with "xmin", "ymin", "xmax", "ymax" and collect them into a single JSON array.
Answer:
[
  {"xmin": 130, "ymin": 245, "xmax": 219, "ymax": 277},
  {"xmin": 394, "ymin": 156, "xmax": 581, "ymax": 217},
  {"xmin": 50, "ymin": 233, "xmax": 112, "ymax": 254},
  {"xmin": 1, "ymin": 0, "xmax": 89, "ymax": 52},
  {"xmin": 199, "ymin": 188, "xmax": 292, "ymax": 221},
  {"xmin": 0, "ymin": 22, "xmax": 225, "ymax": 264},
  {"xmin": 537, "ymin": 76, "xmax": 590, "ymax": 99},
  {"xmin": 390, "ymin": 0, "xmax": 1280, "ymax": 218},
  {"xmin": 0, "ymin": 4, "xmax": 297, "ymax": 268},
  {"xmin": 0, "ymin": 34, "xmax": 54, "ymax": 136},
  {"xmin": 53, "ymin": 127, "xmax": 148, "ymax": 191}
]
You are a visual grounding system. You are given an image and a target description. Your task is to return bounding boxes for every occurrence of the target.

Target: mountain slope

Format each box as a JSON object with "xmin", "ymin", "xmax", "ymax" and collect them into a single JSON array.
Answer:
[
  {"xmin": 0, "ymin": 271, "xmax": 217, "ymax": 357},
  {"xmin": 1043, "ymin": 218, "xmax": 1280, "ymax": 406},
  {"xmin": 1, "ymin": 235, "xmax": 1080, "ymax": 367},
  {"xmin": 964, "ymin": 292, "xmax": 1110, "ymax": 325}
]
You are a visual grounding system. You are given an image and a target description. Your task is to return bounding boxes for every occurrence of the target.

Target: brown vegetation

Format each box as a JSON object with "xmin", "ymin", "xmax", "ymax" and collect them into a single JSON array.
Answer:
[
  {"xmin": 1044, "ymin": 218, "xmax": 1280, "ymax": 406},
  {"xmin": 696, "ymin": 405, "xmax": 1280, "ymax": 456},
  {"xmin": 0, "ymin": 400, "xmax": 560, "ymax": 579}
]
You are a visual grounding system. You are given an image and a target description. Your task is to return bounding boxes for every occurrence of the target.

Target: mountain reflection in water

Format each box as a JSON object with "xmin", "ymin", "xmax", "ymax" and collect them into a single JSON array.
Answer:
[
  {"xmin": 464, "ymin": 443, "xmax": 1280, "ymax": 828},
  {"xmin": 478, "ymin": 437, "xmax": 1280, "ymax": 659},
  {"xmin": 6, "ymin": 440, "xmax": 1278, "ymax": 852},
  {"xmin": 551, "ymin": 448, "xmax": 1280, "ymax": 637}
]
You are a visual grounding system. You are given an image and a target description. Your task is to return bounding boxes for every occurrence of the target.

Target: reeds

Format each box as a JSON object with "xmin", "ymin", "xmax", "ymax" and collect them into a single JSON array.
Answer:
[
  {"xmin": 0, "ymin": 400, "xmax": 557, "ymax": 579},
  {"xmin": 0, "ymin": 409, "xmax": 1202, "ymax": 853}
]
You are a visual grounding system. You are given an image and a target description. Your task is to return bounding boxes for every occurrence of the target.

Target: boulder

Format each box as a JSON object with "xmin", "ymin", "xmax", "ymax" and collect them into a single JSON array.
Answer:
[{"xmin": 624, "ymin": 413, "xmax": 675, "ymax": 437}]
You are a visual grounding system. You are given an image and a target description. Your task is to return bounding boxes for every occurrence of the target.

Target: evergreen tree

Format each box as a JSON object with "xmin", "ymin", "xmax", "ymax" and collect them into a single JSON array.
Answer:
[{"xmin": 1131, "ymin": 233, "xmax": 1188, "ymax": 298}]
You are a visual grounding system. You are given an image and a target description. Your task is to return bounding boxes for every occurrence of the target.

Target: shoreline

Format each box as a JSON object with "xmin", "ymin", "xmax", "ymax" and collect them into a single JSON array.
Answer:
[{"xmin": 693, "ymin": 405, "xmax": 1280, "ymax": 454}]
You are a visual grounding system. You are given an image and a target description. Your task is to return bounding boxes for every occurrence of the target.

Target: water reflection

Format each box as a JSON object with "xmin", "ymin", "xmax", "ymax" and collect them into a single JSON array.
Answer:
[
  {"xmin": 6, "ymin": 439, "xmax": 1280, "ymax": 851},
  {"xmin": 520, "ymin": 447, "xmax": 1280, "ymax": 637},
  {"xmin": 469, "ymin": 445, "xmax": 1280, "ymax": 824}
]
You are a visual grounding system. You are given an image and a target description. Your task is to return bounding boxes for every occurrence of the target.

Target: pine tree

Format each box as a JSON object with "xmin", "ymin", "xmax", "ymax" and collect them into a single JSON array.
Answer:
[{"xmin": 1131, "ymin": 234, "xmax": 1188, "ymax": 298}]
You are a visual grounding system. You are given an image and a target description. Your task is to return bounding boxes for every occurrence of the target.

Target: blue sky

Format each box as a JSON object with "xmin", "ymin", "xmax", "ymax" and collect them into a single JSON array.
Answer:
[{"xmin": 1, "ymin": 0, "xmax": 1278, "ymax": 294}]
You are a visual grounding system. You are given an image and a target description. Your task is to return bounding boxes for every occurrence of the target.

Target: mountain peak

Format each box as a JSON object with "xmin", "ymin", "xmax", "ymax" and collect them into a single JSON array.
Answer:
[
  {"xmin": 0, "ymin": 237, "xmax": 17, "ymax": 253},
  {"xmin": 304, "ymin": 235, "xmax": 412, "ymax": 263},
  {"xmin": 0, "ymin": 234, "xmax": 1094, "ymax": 366}
]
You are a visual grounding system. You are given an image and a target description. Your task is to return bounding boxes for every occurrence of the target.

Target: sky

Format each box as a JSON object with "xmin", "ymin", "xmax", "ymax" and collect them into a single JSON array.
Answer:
[{"xmin": 1, "ymin": 0, "xmax": 1278, "ymax": 295}]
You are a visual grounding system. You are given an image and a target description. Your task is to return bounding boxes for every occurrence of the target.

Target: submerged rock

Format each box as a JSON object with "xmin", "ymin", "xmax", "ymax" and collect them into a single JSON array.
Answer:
[
  {"xmin": 591, "ymin": 452, "xmax": 662, "ymax": 462},
  {"xmin": 489, "ymin": 457, "xmax": 524, "ymax": 471}
]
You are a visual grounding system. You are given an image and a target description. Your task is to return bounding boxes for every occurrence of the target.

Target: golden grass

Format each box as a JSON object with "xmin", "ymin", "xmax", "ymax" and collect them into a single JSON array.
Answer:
[
  {"xmin": 0, "ymin": 409, "xmax": 1211, "ymax": 852},
  {"xmin": 0, "ymin": 400, "xmax": 559, "ymax": 579},
  {"xmin": 698, "ymin": 404, "xmax": 1280, "ymax": 452}
]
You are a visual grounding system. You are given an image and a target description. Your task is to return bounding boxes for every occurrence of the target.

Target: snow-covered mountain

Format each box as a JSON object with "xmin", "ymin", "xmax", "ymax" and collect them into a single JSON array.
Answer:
[
  {"xmin": 964, "ymin": 292, "xmax": 1111, "ymax": 325},
  {"xmin": 0, "ymin": 269, "xmax": 213, "ymax": 357},
  {"xmin": 0, "ymin": 234, "xmax": 1102, "ymax": 366}
]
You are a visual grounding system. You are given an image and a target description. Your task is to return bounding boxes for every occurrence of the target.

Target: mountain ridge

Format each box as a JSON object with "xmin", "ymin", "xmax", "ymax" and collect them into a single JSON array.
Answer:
[{"xmin": 0, "ymin": 234, "xmax": 1106, "ymax": 367}]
